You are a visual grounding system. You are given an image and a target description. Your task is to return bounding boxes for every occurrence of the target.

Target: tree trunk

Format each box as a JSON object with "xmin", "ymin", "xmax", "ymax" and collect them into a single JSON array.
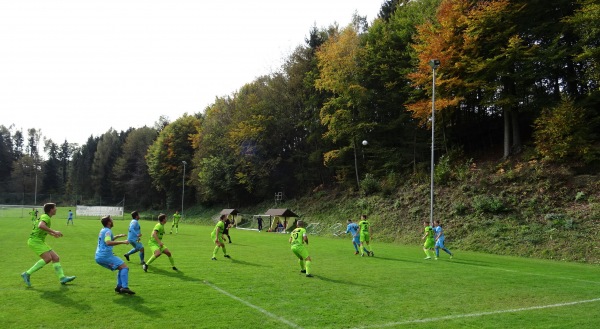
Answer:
[{"xmin": 503, "ymin": 108, "xmax": 511, "ymax": 159}]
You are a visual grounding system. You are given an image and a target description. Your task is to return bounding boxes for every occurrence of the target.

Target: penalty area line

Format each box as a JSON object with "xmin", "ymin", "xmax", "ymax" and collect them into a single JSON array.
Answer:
[
  {"xmin": 351, "ymin": 297, "xmax": 600, "ymax": 329},
  {"xmin": 203, "ymin": 280, "xmax": 303, "ymax": 329}
]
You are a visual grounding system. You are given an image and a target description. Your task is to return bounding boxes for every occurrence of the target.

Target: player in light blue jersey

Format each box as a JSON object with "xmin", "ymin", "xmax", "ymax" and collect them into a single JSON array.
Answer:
[
  {"xmin": 66, "ymin": 209, "xmax": 74, "ymax": 225},
  {"xmin": 95, "ymin": 215, "xmax": 135, "ymax": 294},
  {"xmin": 433, "ymin": 220, "xmax": 454, "ymax": 259},
  {"xmin": 345, "ymin": 219, "xmax": 360, "ymax": 255},
  {"xmin": 124, "ymin": 211, "xmax": 145, "ymax": 265}
]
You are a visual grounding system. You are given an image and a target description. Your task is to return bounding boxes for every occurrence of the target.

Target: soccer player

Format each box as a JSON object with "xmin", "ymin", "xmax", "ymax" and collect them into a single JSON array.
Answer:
[
  {"xmin": 257, "ymin": 216, "xmax": 263, "ymax": 231},
  {"xmin": 422, "ymin": 221, "xmax": 435, "ymax": 259},
  {"xmin": 143, "ymin": 214, "xmax": 177, "ymax": 272},
  {"xmin": 211, "ymin": 215, "xmax": 231, "ymax": 260},
  {"xmin": 66, "ymin": 209, "xmax": 74, "ymax": 225},
  {"xmin": 357, "ymin": 214, "xmax": 374, "ymax": 257},
  {"xmin": 289, "ymin": 220, "xmax": 313, "ymax": 277},
  {"xmin": 95, "ymin": 215, "xmax": 135, "ymax": 294},
  {"xmin": 223, "ymin": 216, "xmax": 232, "ymax": 243},
  {"xmin": 124, "ymin": 211, "xmax": 145, "ymax": 265},
  {"xmin": 345, "ymin": 219, "xmax": 360, "ymax": 255},
  {"xmin": 433, "ymin": 220, "xmax": 454, "ymax": 259},
  {"xmin": 21, "ymin": 203, "xmax": 76, "ymax": 287},
  {"xmin": 29, "ymin": 208, "xmax": 37, "ymax": 223},
  {"xmin": 169, "ymin": 210, "xmax": 181, "ymax": 234}
]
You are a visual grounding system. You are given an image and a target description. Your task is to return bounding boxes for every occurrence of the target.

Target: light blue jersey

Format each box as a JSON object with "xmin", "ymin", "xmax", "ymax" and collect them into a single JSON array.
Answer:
[
  {"xmin": 128, "ymin": 220, "xmax": 141, "ymax": 242},
  {"xmin": 434, "ymin": 226, "xmax": 445, "ymax": 242},
  {"xmin": 96, "ymin": 227, "xmax": 114, "ymax": 259},
  {"xmin": 346, "ymin": 222, "xmax": 359, "ymax": 236}
]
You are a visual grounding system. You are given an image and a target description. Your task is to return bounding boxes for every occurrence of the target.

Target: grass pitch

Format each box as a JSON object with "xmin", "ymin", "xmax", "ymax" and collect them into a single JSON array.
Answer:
[{"xmin": 2, "ymin": 214, "xmax": 600, "ymax": 328}]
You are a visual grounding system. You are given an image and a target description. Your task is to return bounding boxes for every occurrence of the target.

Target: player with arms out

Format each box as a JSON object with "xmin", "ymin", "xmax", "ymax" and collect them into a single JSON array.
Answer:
[
  {"xmin": 289, "ymin": 220, "xmax": 313, "ymax": 277},
  {"xmin": 358, "ymin": 215, "xmax": 374, "ymax": 257},
  {"xmin": 434, "ymin": 220, "xmax": 454, "ymax": 259},
  {"xmin": 124, "ymin": 211, "xmax": 145, "ymax": 265},
  {"xmin": 21, "ymin": 203, "xmax": 76, "ymax": 287},
  {"xmin": 143, "ymin": 214, "xmax": 177, "ymax": 272},
  {"xmin": 345, "ymin": 219, "xmax": 360, "ymax": 255},
  {"xmin": 211, "ymin": 215, "xmax": 231, "ymax": 260},
  {"xmin": 170, "ymin": 210, "xmax": 181, "ymax": 234},
  {"xmin": 422, "ymin": 221, "xmax": 435, "ymax": 259},
  {"xmin": 95, "ymin": 215, "xmax": 135, "ymax": 294}
]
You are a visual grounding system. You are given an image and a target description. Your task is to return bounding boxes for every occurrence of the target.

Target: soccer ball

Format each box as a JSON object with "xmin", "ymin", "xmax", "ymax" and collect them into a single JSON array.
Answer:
[{"xmin": 362, "ymin": 140, "xmax": 368, "ymax": 146}]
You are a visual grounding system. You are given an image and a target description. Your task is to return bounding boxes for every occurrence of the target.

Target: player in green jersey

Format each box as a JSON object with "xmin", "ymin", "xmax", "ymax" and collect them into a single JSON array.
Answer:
[
  {"xmin": 21, "ymin": 203, "xmax": 76, "ymax": 287},
  {"xmin": 422, "ymin": 221, "xmax": 435, "ymax": 259},
  {"xmin": 289, "ymin": 220, "xmax": 313, "ymax": 277},
  {"xmin": 211, "ymin": 215, "xmax": 231, "ymax": 260},
  {"xmin": 169, "ymin": 210, "xmax": 181, "ymax": 234},
  {"xmin": 357, "ymin": 214, "xmax": 374, "ymax": 257},
  {"xmin": 28, "ymin": 208, "xmax": 37, "ymax": 223},
  {"xmin": 143, "ymin": 213, "xmax": 177, "ymax": 272}
]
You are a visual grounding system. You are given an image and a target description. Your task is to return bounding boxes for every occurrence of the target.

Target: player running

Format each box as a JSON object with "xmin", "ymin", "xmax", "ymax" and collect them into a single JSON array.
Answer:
[
  {"xmin": 289, "ymin": 220, "xmax": 313, "ymax": 277},
  {"xmin": 345, "ymin": 219, "xmax": 360, "ymax": 255},
  {"xmin": 95, "ymin": 215, "xmax": 135, "ymax": 294},
  {"xmin": 422, "ymin": 221, "xmax": 435, "ymax": 259},
  {"xmin": 433, "ymin": 220, "xmax": 454, "ymax": 259},
  {"xmin": 357, "ymin": 215, "xmax": 374, "ymax": 257},
  {"xmin": 143, "ymin": 214, "xmax": 177, "ymax": 272},
  {"xmin": 124, "ymin": 211, "xmax": 145, "ymax": 265},
  {"xmin": 21, "ymin": 203, "xmax": 76, "ymax": 287},
  {"xmin": 211, "ymin": 215, "xmax": 231, "ymax": 260}
]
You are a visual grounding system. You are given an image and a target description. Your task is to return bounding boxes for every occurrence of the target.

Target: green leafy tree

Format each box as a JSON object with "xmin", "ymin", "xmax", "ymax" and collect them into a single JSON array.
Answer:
[
  {"xmin": 91, "ymin": 129, "xmax": 123, "ymax": 202},
  {"xmin": 112, "ymin": 126, "xmax": 162, "ymax": 208},
  {"xmin": 146, "ymin": 114, "xmax": 201, "ymax": 208}
]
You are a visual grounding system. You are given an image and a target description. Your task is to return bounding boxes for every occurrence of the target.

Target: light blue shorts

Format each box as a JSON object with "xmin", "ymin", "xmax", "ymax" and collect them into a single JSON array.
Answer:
[
  {"xmin": 95, "ymin": 255, "xmax": 125, "ymax": 271},
  {"xmin": 128, "ymin": 240, "xmax": 143, "ymax": 250}
]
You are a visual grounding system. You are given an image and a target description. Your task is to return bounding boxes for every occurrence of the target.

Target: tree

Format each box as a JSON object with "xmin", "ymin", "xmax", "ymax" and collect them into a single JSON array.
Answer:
[
  {"xmin": 146, "ymin": 114, "xmax": 201, "ymax": 208},
  {"xmin": 316, "ymin": 22, "xmax": 375, "ymax": 188},
  {"xmin": 112, "ymin": 126, "xmax": 162, "ymax": 208},
  {"xmin": 91, "ymin": 129, "xmax": 122, "ymax": 202}
]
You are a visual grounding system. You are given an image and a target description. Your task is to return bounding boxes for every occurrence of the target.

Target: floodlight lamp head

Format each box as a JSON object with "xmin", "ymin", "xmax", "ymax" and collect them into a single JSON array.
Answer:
[
  {"xmin": 182, "ymin": 160, "xmax": 187, "ymax": 165},
  {"xmin": 429, "ymin": 59, "xmax": 440, "ymax": 69}
]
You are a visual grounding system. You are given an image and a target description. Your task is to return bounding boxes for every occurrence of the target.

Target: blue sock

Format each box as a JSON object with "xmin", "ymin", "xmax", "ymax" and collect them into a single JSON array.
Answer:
[
  {"xmin": 435, "ymin": 248, "xmax": 440, "ymax": 257},
  {"xmin": 117, "ymin": 270, "xmax": 122, "ymax": 287},
  {"xmin": 119, "ymin": 268, "xmax": 129, "ymax": 288},
  {"xmin": 443, "ymin": 248, "xmax": 452, "ymax": 255},
  {"xmin": 353, "ymin": 243, "xmax": 359, "ymax": 252},
  {"xmin": 140, "ymin": 251, "xmax": 145, "ymax": 263},
  {"xmin": 126, "ymin": 248, "xmax": 135, "ymax": 256}
]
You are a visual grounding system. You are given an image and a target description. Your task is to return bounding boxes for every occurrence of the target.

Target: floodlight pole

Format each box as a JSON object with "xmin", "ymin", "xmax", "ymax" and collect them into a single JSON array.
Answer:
[
  {"xmin": 429, "ymin": 59, "xmax": 440, "ymax": 227},
  {"xmin": 181, "ymin": 161, "xmax": 187, "ymax": 219}
]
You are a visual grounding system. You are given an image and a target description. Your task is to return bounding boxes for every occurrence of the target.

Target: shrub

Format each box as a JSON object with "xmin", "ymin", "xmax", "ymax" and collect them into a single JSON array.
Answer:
[
  {"xmin": 360, "ymin": 173, "xmax": 380, "ymax": 196},
  {"xmin": 472, "ymin": 195, "xmax": 506, "ymax": 214}
]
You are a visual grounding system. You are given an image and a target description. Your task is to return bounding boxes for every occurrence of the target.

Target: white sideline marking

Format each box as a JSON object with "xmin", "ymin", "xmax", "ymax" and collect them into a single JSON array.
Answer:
[
  {"xmin": 204, "ymin": 281, "xmax": 303, "ymax": 329},
  {"xmin": 351, "ymin": 298, "xmax": 600, "ymax": 329}
]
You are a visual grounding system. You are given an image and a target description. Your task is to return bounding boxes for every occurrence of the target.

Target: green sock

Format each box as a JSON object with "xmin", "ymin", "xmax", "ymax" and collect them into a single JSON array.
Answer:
[
  {"xmin": 222, "ymin": 245, "xmax": 227, "ymax": 255},
  {"xmin": 53, "ymin": 262, "xmax": 65, "ymax": 279},
  {"xmin": 146, "ymin": 255, "xmax": 157, "ymax": 265},
  {"xmin": 305, "ymin": 260, "xmax": 312, "ymax": 275},
  {"xmin": 299, "ymin": 259, "xmax": 305, "ymax": 270},
  {"xmin": 27, "ymin": 259, "xmax": 47, "ymax": 275},
  {"xmin": 424, "ymin": 250, "xmax": 431, "ymax": 257},
  {"xmin": 213, "ymin": 246, "xmax": 219, "ymax": 257},
  {"xmin": 168, "ymin": 256, "xmax": 175, "ymax": 267}
]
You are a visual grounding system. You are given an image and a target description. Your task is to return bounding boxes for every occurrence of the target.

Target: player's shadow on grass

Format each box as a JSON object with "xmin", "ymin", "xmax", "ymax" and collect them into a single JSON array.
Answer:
[
  {"xmin": 310, "ymin": 274, "xmax": 374, "ymax": 288},
  {"xmin": 146, "ymin": 267, "xmax": 202, "ymax": 282},
  {"xmin": 38, "ymin": 287, "xmax": 92, "ymax": 311},
  {"xmin": 113, "ymin": 295, "xmax": 160, "ymax": 318},
  {"xmin": 229, "ymin": 258, "xmax": 267, "ymax": 267},
  {"xmin": 370, "ymin": 255, "xmax": 422, "ymax": 264}
]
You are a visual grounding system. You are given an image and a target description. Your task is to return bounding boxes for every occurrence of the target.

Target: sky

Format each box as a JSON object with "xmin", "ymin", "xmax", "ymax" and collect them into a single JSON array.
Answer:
[{"xmin": 0, "ymin": 0, "xmax": 384, "ymax": 147}]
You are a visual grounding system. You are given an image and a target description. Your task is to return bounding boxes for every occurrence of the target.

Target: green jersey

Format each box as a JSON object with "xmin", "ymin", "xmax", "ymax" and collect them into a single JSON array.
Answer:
[
  {"xmin": 148, "ymin": 222, "xmax": 165, "ymax": 246},
  {"xmin": 173, "ymin": 213, "xmax": 181, "ymax": 223},
  {"xmin": 358, "ymin": 220, "xmax": 371, "ymax": 234},
  {"xmin": 290, "ymin": 227, "xmax": 307, "ymax": 246},
  {"xmin": 29, "ymin": 214, "xmax": 51, "ymax": 241},
  {"xmin": 212, "ymin": 221, "xmax": 225, "ymax": 237},
  {"xmin": 424, "ymin": 226, "xmax": 434, "ymax": 240}
]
